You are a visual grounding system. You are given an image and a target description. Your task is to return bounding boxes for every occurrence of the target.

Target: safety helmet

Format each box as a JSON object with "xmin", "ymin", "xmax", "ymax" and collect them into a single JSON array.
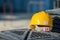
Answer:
[{"xmin": 30, "ymin": 11, "xmax": 53, "ymax": 31}]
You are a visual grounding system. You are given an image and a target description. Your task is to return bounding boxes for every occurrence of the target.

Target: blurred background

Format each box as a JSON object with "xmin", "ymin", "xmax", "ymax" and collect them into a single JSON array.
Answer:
[{"xmin": 0, "ymin": 0, "xmax": 60, "ymax": 31}]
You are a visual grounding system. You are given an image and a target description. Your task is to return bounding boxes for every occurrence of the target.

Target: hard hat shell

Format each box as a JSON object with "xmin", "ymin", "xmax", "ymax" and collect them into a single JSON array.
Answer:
[{"xmin": 30, "ymin": 11, "xmax": 53, "ymax": 30}]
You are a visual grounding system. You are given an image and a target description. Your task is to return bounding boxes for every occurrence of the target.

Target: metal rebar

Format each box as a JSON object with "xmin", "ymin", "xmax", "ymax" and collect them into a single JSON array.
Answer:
[{"xmin": 57, "ymin": 0, "xmax": 59, "ymax": 8}]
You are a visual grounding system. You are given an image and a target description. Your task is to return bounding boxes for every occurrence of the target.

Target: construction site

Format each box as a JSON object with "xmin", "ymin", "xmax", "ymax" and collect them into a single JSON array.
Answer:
[{"xmin": 0, "ymin": 0, "xmax": 60, "ymax": 40}]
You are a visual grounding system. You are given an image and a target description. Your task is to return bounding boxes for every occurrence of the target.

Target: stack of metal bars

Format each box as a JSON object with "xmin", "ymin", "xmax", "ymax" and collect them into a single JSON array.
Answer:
[
  {"xmin": 27, "ymin": 31, "xmax": 60, "ymax": 40},
  {"xmin": 51, "ymin": 16, "xmax": 60, "ymax": 33},
  {"xmin": 0, "ymin": 29, "xmax": 30, "ymax": 40}
]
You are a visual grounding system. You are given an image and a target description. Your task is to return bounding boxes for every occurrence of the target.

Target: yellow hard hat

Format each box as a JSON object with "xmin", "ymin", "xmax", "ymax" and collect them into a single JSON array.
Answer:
[{"xmin": 30, "ymin": 11, "xmax": 53, "ymax": 30}]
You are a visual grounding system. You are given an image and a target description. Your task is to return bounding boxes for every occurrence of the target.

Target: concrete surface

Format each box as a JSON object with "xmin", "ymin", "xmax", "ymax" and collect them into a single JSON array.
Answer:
[{"xmin": 0, "ymin": 13, "xmax": 32, "ymax": 31}]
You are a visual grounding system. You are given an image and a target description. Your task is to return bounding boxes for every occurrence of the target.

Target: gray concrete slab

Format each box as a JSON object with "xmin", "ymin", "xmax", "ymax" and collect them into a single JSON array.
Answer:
[{"xmin": 0, "ymin": 13, "xmax": 32, "ymax": 31}]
